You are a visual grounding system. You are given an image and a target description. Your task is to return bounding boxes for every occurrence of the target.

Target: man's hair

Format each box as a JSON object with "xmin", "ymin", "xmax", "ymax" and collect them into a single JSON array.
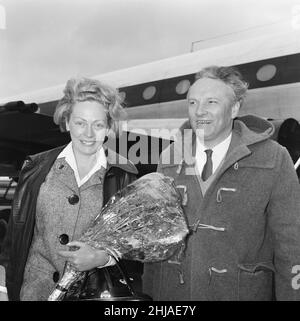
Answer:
[
  {"xmin": 195, "ymin": 66, "xmax": 249, "ymax": 106},
  {"xmin": 53, "ymin": 77, "xmax": 126, "ymax": 133}
]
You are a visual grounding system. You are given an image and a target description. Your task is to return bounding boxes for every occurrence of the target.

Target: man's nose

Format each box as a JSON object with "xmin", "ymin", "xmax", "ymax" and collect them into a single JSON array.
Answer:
[{"xmin": 195, "ymin": 102, "xmax": 207, "ymax": 116}]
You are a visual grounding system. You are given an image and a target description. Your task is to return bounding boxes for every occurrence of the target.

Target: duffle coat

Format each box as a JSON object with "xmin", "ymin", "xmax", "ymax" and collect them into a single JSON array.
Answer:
[{"xmin": 143, "ymin": 115, "xmax": 300, "ymax": 300}]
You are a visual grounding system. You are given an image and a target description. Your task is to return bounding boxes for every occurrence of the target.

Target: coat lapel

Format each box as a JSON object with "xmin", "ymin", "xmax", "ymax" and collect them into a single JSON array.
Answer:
[
  {"xmin": 218, "ymin": 131, "xmax": 251, "ymax": 174},
  {"xmin": 53, "ymin": 158, "xmax": 78, "ymax": 193},
  {"xmin": 80, "ymin": 166, "xmax": 106, "ymax": 191}
]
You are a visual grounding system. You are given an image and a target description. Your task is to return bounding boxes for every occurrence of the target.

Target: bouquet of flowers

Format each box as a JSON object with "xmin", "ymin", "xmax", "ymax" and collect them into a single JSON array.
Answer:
[{"xmin": 48, "ymin": 172, "xmax": 189, "ymax": 301}]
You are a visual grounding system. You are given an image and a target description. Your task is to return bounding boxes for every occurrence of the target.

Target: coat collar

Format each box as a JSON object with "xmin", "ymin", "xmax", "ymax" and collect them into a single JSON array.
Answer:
[
  {"xmin": 105, "ymin": 147, "xmax": 138, "ymax": 175},
  {"xmin": 160, "ymin": 115, "xmax": 274, "ymax": 170},
  {"xmin": 27, "ymin": 144, "xmax": 138, "ymax": 177}
]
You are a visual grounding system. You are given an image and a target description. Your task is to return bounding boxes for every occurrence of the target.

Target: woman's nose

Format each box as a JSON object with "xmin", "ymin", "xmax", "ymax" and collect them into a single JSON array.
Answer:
[{"xmin": 85, "ymin": 124, "xmax": 94, "ymax": 137}]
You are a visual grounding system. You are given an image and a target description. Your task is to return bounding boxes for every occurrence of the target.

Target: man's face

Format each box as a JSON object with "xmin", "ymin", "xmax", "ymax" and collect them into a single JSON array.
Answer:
[{"xmin": 187, "ymin": 77, "xmax": 240, "ymax": 147}]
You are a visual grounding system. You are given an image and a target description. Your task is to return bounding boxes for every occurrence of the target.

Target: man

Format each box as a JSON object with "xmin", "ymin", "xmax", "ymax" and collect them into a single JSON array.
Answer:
[{"xmin": 142, "ymin": 66, "xmax": 300, "ymax": 300}]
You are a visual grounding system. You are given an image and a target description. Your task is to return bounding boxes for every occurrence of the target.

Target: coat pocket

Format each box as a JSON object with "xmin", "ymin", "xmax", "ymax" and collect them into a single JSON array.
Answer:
[{"xmin": 237, "ymin": 262, "xmax": 275, "ymax": 301}]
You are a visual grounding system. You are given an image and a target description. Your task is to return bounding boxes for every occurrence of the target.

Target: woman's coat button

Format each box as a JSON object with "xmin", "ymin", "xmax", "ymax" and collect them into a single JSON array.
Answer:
[
  {"xmin": 53, "ymin": 271, "xmax": 60, "ymax": 283},
  {"xmin": 68, "ymin": 194, "xmax": 79, "ymax": 205},
  {"xmin": 59, "ymin": 233, "xmax": 69, "ymax": 245}
]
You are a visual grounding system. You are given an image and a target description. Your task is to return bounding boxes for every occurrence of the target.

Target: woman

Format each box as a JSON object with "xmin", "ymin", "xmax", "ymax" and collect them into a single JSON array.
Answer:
[{"xmin": 0, "ymin": 77, "xmax": 141, "ymax": 301}]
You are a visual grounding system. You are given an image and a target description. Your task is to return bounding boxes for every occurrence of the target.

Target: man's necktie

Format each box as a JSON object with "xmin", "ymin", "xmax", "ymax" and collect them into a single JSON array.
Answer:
[{"xmin": 201, "ymin": 149, "xmax": 213, "ymax": 181}]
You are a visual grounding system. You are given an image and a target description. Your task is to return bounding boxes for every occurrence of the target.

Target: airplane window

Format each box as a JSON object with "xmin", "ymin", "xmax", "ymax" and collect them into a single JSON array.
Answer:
[
  {"xmin": 119, "ymin": 91, "xmax": 126, "ymax": 102},
  {"xmin": 176, "ymin": 79, "xmax": 191, "ymax": 95},
  {"xmin": 143, "ymin": 86, "xmax": 156, "ymax": 100},
  {"xmin": 256, "ymin": 64, "xmax": 277, "ymax": 82}
]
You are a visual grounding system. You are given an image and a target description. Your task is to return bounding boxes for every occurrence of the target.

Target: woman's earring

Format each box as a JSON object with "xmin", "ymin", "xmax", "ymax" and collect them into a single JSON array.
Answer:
[{"xmin": 103, "ymin": 135, "xmax": 108, "ymax": 144}]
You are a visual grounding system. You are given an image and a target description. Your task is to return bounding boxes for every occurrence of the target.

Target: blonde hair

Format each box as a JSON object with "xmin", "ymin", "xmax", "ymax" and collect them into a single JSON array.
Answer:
[{"xmin": 53, "ymin": 77, "xmax": 126, "ymax": 134}]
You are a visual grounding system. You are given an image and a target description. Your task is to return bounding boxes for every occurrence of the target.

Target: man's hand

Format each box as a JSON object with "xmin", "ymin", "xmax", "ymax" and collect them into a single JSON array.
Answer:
[{"xmin": 58, "ymin": 241, "xmax": 110, "ymax": 271}]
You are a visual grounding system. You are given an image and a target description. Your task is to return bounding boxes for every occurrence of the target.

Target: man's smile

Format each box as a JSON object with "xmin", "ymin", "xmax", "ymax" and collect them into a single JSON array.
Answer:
[{"xmin": 196, "ymin": 119, "xmax": 213, "ymax": 125}]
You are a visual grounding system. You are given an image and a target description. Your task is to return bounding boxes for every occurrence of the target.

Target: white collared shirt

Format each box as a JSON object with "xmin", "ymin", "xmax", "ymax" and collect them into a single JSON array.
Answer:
[
  {"xmin": 195, "ymin": 133, "xmax": 232, "ymax": 176},
  {"xmin": 57, "ymin": 142, "xmax": 107, "ymax": 187}
]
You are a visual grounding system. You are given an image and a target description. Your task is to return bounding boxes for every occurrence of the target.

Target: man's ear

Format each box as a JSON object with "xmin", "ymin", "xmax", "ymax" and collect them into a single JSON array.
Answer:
[
  {"xmin": 231, "ymin": 101, "xmax": 240, "ymax": 119},
  {"xmin": 65, "ymin": 121, "xmax": 70, "ymax": 131}
]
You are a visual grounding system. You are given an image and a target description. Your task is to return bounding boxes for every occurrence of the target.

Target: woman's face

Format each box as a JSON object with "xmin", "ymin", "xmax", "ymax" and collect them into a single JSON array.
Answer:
[{"xmin": 66, "ymin": 101, "xmax": 108, "ymax": 157}]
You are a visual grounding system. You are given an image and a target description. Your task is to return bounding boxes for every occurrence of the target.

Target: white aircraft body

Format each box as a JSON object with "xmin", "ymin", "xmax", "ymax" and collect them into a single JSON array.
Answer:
[{"xmin": 1, "ymin": 24, "xmax": 300, "ymax": 137}]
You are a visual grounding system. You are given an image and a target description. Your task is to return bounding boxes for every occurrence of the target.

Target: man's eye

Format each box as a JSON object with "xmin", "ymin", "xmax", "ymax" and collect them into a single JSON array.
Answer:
[
  {"xmin": 94, "ymin": 123, "xmax": 105, "ymax": 129},
  {"xmin": 188, "ymin": 100, "xmax": 196, "ymax": 105},
  {"xmin": 208, "ymin": 100, "xmax": 217, "ymax": 104},
  {"xmin": 75, "ymin": 121, "xmax": 85, "ymax": 127}
]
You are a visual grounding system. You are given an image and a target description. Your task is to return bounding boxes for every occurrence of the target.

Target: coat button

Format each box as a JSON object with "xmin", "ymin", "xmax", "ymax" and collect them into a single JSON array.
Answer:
[
  {"xmin": 59, "ymin": 233, "xmax": 69, "ymax": 245},
  {"xmin": 68, "ymin": 194, "xmax": 79, "ymax": 205},
  {"xmin": 53, "ymin": 271, "xmax": 60, "ymax": 283}
]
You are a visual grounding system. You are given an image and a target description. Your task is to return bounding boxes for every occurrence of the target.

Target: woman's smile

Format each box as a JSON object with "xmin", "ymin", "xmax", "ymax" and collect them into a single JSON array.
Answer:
[{"xmin": 80, "ymin": 140, "xmax": 97, "ymax": 146}]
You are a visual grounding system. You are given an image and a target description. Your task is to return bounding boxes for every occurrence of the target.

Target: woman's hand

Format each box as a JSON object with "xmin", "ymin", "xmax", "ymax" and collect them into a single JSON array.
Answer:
[{"xmin": 58, "ymin": 241, "xmax": 110, "ymax": 272}]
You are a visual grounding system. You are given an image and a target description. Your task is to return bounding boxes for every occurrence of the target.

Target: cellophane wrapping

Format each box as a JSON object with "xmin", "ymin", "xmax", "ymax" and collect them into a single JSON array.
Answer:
[{"xmin": 48, "ymin": 172, "xmax": 189, "ymax": 301}]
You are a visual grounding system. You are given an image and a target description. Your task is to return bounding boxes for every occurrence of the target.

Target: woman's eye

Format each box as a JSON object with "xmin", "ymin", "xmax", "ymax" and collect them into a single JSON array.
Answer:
[
  {"xmin": 75, "ymin": 121, "xmax": 85, "ymax": 127},
  {"xmin": 208, "ymin": 100, "xmax": 217, "ymax": 104},
  {"xmin": 188, "ymin": 100, "xmax": 196, "ymax": 105}
]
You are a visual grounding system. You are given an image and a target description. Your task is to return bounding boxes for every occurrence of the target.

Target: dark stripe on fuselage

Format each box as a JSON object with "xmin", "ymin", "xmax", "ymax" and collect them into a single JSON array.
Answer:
[
  {"xmin": 120, "ymin": 53, "xmax": 300, "ymax": 108},
  {"xmin": 39, "ymin": 53, "xmax": 300, "ymax": 114}
]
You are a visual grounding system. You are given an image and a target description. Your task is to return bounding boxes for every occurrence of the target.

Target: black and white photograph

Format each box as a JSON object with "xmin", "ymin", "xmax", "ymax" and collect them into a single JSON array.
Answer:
[{"xmin": 0, "ymin": 0, "xmax": 300, "ymax": 308}]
